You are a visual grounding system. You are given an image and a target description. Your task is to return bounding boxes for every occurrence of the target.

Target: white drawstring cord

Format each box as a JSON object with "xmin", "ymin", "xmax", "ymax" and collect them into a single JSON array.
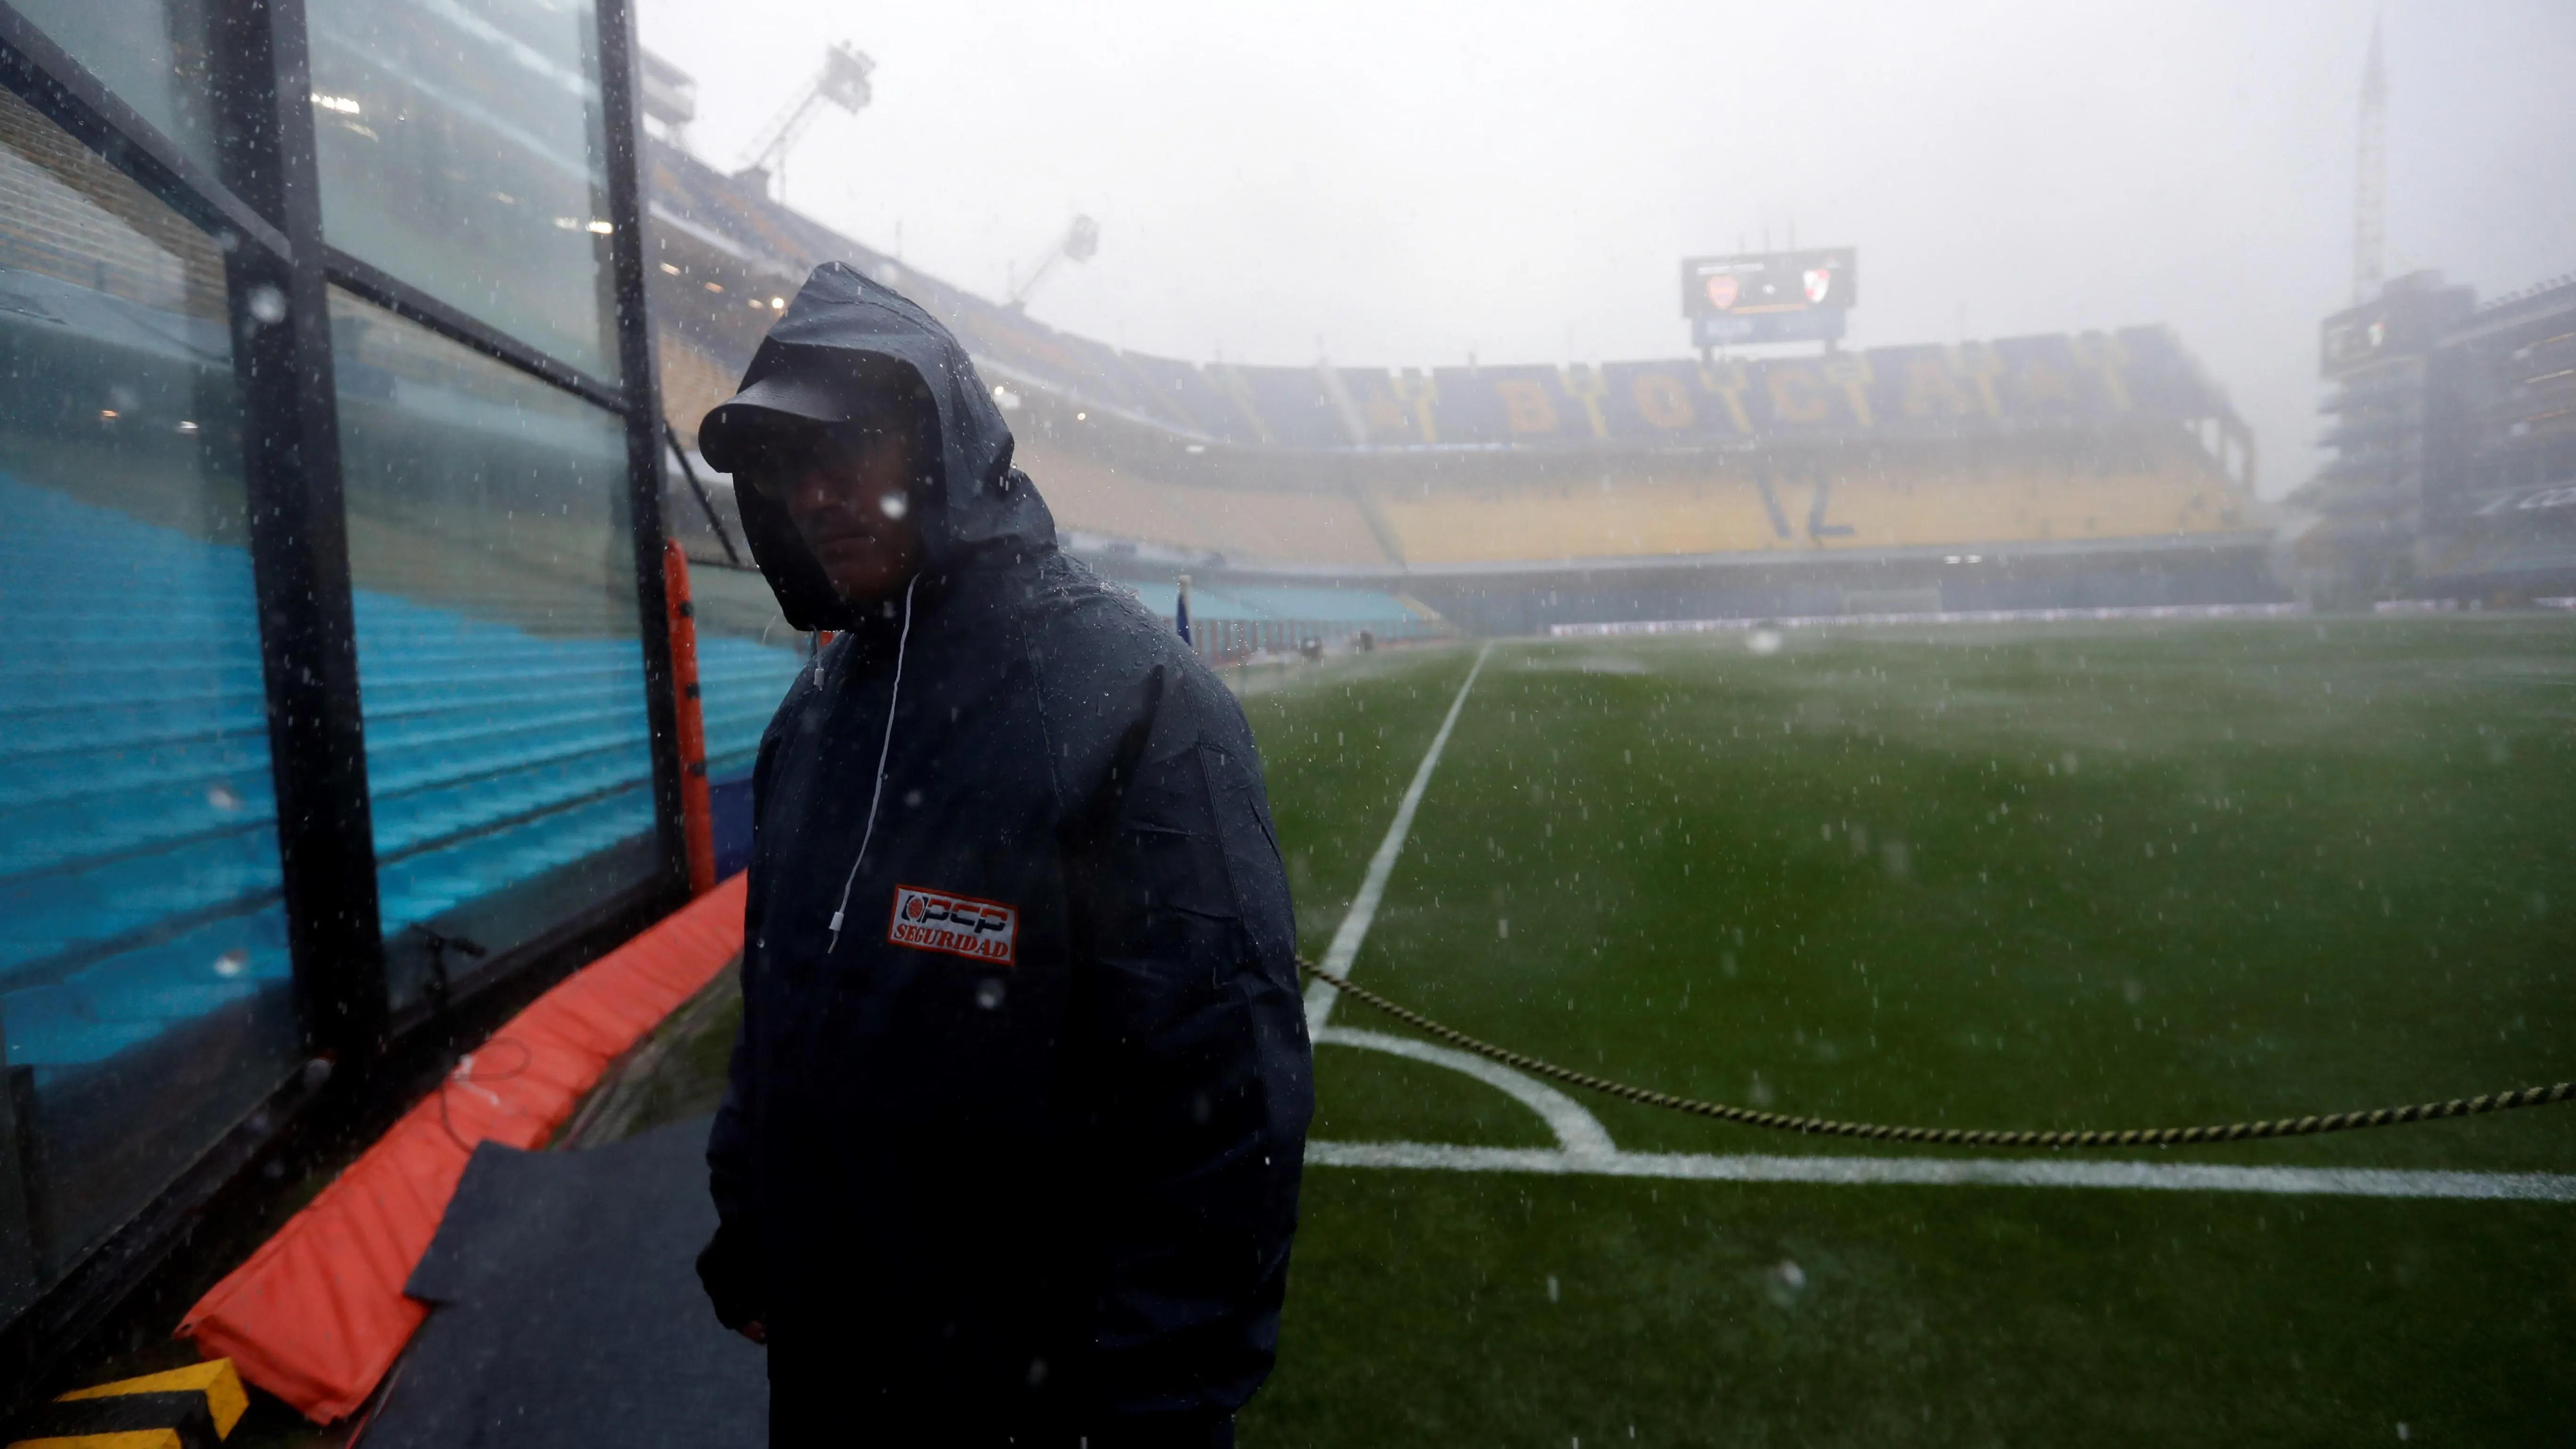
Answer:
[{"xmin": 826, "ymin": 573, "xmax": 920, "ymax": 952}]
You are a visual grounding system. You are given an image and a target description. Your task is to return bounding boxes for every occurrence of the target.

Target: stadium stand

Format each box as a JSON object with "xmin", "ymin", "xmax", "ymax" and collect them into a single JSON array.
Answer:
[
  {"xmin": 0, "ymin": 473, "xmax": 800, "ymax": 1258},
  {"xmin": 1034, "ymin": 447, "xmax": 1393, "ymax": 569},
  {"xmin": 640, "ymin": 134, "xmax": 2267, "ymax": 633},
  {"xmin": 1368, "ymin": 430, "xmax": 2246, "ymax": 567}
]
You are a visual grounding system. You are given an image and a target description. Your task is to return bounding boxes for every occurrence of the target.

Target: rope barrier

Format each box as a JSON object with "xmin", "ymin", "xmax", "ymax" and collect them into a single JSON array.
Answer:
[{"xmin": 1298, "ymin": 960, "xmax": 2574, "ymax": 1150}]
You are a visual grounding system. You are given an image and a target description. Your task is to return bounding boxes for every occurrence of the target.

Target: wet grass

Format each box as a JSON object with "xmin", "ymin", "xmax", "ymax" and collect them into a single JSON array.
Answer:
[{"xmin": 1238, "ymin": 619, "xmax": 2576, "ymax": 1445}]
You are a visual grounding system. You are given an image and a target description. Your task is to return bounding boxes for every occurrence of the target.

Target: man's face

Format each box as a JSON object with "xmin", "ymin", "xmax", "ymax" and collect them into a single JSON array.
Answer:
[{"xmin": 737, "ymin": 399, "xmax": 925, "ymax": 603}]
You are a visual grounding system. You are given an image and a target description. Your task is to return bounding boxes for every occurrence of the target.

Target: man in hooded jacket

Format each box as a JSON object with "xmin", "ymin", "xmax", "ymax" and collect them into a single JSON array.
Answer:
[{"xmin": 692, "ymin": 262, "xmax": 1313, "ymax": 1448}]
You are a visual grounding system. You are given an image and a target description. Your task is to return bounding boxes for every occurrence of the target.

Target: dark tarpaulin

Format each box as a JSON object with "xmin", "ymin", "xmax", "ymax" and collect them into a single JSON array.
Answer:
[{"xmin": 367, "ymin": 1119, "xmax": 765, "ymax": 1449}]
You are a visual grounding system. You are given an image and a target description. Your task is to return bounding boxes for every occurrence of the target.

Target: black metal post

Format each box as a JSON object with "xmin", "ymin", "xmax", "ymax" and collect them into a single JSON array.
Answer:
[
  {"xmin": 228, "ymin": 0, "xmax": 390, "ymax": 1057},
  {"xmin": 596, "ymin": 0, "xmax": 690, "ymax": 902}
]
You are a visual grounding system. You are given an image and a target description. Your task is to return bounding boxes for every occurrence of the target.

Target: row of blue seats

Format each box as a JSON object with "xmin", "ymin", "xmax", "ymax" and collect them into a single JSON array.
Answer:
[
  {"xmin": 1, "ymin": 645, "xmax": 787, "ymax": 789},
  {"xmin": 0, "ymin": 475, "xmax": 805, "ymax": 1078},
  {"xmin": 5, "ymin": 784, "xmax": 665, "ymax": 1071},
  {"xmin": 0, "ymin": 660, "xmax": 788, "ymax": 957}
]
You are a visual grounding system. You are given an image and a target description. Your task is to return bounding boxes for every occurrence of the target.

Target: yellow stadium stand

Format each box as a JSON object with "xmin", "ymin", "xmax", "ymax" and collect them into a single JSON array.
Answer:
[
  {"xmin": 1017, "ymin": 443, "xmax": 1397, "ymax": 567},
  {"xmin": 1367, "ymin": 432, "xmax": 2248, "ymax": 567}
]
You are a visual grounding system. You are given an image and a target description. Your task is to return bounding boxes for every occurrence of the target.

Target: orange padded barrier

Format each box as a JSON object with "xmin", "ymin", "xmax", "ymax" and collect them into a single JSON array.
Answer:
[{"xmin": 177, "ymin": 872, "xmax": 749, "ymax": 1423}]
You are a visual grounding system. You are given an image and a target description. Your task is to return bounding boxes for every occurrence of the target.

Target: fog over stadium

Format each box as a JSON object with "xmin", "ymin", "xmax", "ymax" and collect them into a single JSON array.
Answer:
[
  {"xmin": 7, "ymin": 0, "xmax": 2576, "ymax": 1432},
  {"xmin": 636, "ymin": 0, "xmax": 2576, "ymax": 498}
]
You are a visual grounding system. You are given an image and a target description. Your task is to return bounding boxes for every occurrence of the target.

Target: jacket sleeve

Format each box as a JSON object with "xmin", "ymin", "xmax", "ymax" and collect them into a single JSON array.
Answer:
[
  {"xmin": 1061, "ymin": 659, "xmax": 1315, "ymax": 1440},
  {"xmin": 699, "ymin": 705, "xmax": 794, "ymax": 1331}
]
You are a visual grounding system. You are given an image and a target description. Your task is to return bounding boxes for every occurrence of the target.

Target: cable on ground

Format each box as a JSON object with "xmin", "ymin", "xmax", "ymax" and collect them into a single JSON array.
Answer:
[
  {"xmin": 1297, "ymin": 960, "xmax": 2573, "ymax": 1150},
  {"xmin": 434, "ymin": 1035, "xmax": 534, "ymax": 1154}
]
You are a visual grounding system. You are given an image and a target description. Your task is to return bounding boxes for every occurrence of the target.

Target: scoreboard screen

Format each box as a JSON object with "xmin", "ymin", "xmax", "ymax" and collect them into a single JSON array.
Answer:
[{"xmin": 1682, "ymin": 248, "xmax": 1858, "ymax": 320}]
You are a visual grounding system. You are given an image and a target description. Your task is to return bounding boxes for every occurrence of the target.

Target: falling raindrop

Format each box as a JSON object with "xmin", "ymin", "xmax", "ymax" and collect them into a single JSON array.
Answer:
[
  {"xmin": 247, "ymin": 285, "xmax": 287, "ymax": 324},
  {"xmin": 975, "ymin": 978, "xmax": 1006, "ymax": 1011},
  {"xmin": 1747, "ymin": 629, "xmax": 1782, "ymax": 656},
  {"xmin": 1763, "ymin": 1258, "xmax": 1807, "ymax": 1306},
  {"xmin": 213, "ymin": 950, "xmax": 249, "ymax": 978}
]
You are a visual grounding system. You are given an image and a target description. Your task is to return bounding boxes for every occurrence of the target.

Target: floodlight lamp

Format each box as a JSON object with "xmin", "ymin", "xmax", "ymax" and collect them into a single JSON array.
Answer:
[
  {"xmin": 819, "ymin": 43, "xmax": 876, "ymax": 113},
  {"xmin": 1064, "ymin": 215, "xmax": 1100, "ymax": 263}
]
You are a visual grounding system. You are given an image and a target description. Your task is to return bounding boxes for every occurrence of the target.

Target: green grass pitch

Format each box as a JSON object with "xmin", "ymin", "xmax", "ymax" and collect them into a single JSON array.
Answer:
[{"xmin": 1229, "ymin": 618, "xmax": 2576, "ymax": 1446}]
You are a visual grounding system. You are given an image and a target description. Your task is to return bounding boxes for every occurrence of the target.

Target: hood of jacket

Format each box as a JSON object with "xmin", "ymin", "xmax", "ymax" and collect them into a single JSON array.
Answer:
[{"xmin": 715, "ymin": 261, "xmax": 1056, "ymax": 632}]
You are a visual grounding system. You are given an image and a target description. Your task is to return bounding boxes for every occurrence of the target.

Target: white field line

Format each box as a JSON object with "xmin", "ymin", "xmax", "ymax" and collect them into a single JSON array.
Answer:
[
  {"xmin": 1305, "ymin": 1140, "xmax": 2576, "ymax": 1203},
  {"xmin": 1318, "ymin": 1026, "xmax": 1616, "ymax": 1158},
  {"xmin": 1304, "ymin": 641, "xmax": 1494, "ymax": 1035}
]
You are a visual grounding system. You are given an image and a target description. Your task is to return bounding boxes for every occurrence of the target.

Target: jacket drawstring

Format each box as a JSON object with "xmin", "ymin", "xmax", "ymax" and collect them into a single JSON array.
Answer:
[{"xmin": 826, "ymin": 573, "xmax": 920, "ymax": 952}]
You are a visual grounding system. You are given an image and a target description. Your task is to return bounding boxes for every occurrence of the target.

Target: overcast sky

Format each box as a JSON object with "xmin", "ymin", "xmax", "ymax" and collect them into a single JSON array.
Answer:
[{"xmin": 633, "ymin": 0, "xmax": 2576, "ymax": 496}]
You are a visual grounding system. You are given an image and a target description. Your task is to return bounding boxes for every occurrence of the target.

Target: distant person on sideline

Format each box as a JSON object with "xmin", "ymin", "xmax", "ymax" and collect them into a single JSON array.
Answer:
[{"xmin": 692, "ymin": 263, "xmax": 1313, "ymax": 1449}]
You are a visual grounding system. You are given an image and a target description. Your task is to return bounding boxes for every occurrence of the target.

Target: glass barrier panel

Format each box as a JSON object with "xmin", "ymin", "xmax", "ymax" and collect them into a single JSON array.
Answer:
[
  {"xmin": 0, "ymin": 86, "xmax": 292, "ymax": 1320},
  {"xmin": 8, "ymin": 0, "xmax": 227, "ymax": 181},
  {"xmin": 329, "ymin": 288, "xmax": 656, "ymax": 1014},
  {"xmin": 306, "ymin": 0, "xmax": 620, "ymax": 380}
]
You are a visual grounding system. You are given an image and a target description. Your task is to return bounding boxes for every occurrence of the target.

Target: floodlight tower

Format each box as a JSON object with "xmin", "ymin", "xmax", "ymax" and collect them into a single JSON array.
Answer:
[
  {"xmin": 734, "ymin": 41, "xmax": 875, "ymax": 202},
  {"xmin": 1006, "ymin": 215, "xmax": 1101, "ymax": 312},
  {"xmin": 2352, "ymin": 19, "xmax": 2386, "ymax": 305}
]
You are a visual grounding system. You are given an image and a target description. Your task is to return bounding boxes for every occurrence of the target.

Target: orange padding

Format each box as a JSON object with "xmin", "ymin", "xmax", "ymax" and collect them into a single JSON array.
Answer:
[{"xmin": 177, "ymin": 872, "xmax": 749, "ymax": 1423}]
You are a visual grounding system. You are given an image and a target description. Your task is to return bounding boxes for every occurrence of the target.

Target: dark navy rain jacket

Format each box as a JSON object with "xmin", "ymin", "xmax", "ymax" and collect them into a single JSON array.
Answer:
[{"xmin": 697, "ymin": 264, "xmax": 1313, "ymax": 1448}]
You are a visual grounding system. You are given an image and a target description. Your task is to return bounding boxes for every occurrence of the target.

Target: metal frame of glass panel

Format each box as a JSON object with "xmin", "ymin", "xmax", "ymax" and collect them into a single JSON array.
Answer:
[{"xmin": 0, "ymin": 0, "xmax": 681, "ymax": 1385}]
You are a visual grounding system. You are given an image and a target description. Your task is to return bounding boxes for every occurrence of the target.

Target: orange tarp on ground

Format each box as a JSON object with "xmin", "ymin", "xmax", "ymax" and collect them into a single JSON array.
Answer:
[{"xmin": 178, "ymin": 873, "xmax": 748, "ymax": 1423}]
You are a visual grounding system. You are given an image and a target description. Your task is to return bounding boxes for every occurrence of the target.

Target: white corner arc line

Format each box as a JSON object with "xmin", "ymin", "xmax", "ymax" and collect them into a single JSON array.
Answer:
[
  {"xmin": 1304, "ymin": 1141, "xmax": 2576, "ymax": 1203},
  {"xmin": 1304, "ymin": 641, "xmax": 1495, "ymax": 1035},
  {"xmin": 1317, "ymin": 1026, "xmax": 1616, "ymax": 1158}
]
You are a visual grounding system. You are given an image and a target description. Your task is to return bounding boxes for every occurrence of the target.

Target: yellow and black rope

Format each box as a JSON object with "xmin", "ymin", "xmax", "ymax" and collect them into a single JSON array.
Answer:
[{"xmin": 1298, "ymin": 960, "xmax": 2574, "ymax": 1150}]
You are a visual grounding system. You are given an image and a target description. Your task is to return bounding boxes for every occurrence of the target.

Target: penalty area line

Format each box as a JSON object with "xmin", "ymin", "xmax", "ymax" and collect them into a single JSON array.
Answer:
[
  {"xmin": 1304, "ymin": 1141, "xmax": 2576, "ymax": 1203},
  {"xmin": 1304, "ymin": 641, "xmax": 1495, "ymax": 1036}
]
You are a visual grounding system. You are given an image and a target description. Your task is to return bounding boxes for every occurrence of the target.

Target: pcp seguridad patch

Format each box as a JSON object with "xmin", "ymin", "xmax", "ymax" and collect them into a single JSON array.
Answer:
[{"xmin": 887, "ymin": 884, "xmax": 1017, "ymax": 966}]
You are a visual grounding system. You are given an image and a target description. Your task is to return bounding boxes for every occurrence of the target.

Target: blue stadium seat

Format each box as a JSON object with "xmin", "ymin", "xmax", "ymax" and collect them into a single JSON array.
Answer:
[{"xmin": 0, "ymin": 475, "xmax": 804, "ymax": 1081}]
